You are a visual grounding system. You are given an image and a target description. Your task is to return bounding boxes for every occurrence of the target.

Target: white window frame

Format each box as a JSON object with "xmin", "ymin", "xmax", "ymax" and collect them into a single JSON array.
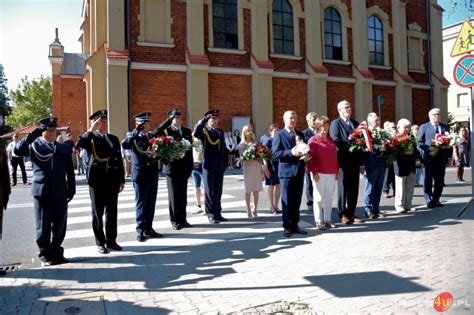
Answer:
[
  {"xmin": 320, "ymin": 0, "xmax": 351, "ymax": 62},
  {"xmin": 137, "ymin": 0, "xmax": 174, "ymax": 46},
  {"xmin": 206, "ymin": 0, "xmax": 245, "ymax": 52},
  {"xmin": 367, "ymin": 5, "xmax": 392, "ymax": 67},
  {"xmin": 268, "ymin": 0, "xmax": 303, "ymax": 58}
]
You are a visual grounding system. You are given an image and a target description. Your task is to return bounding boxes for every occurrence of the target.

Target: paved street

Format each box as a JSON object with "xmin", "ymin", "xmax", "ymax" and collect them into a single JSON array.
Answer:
[{"xmin": 0, "ymin": 167, "xmax": 473, "ymax": 314}]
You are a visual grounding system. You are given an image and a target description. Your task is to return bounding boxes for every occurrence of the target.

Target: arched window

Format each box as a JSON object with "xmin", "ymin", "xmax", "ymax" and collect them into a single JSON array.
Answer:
[
  {"xmin": 212, "ymin": 0, "xmax": 238, "ymax": 49},
  {"xmin": 272, "ymin": 0, "xmax": 294, "ymax": 55},
  {"xmin": 324, "ymin": 7, "xmax": 342, "ymax": 60},
  {"xmin": 368, "ymin": 15, "xmax": 384, "ymax": 65}
]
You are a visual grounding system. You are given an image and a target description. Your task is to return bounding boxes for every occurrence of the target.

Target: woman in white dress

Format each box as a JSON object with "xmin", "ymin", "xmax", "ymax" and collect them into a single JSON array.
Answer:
[{"xmin": 237, "ymin": 124, "xmax": 269, "ymax": 218}]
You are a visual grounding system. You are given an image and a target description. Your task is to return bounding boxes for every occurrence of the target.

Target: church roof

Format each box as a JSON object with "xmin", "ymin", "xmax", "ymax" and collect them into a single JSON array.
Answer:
[{"xmin": 61, "ymin": 53, "xmax": 87, "ymax": 76}]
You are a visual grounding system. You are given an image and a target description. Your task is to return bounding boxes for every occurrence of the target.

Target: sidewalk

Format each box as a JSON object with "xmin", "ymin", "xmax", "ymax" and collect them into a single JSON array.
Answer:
[{"xmin": 1, "ymin": 171, "xmax": 473, "ymax": 314}]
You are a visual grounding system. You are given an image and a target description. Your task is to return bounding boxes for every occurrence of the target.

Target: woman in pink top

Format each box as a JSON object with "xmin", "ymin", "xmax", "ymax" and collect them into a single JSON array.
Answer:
[{"xmin": 307, "ymin": 116, "xmax": 339, "ymax": 230}]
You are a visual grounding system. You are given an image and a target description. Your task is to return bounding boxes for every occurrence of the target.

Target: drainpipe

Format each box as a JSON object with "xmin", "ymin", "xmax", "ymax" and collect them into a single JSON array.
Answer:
[
  {"xmin": 425, "ymin": 0, "xmax": 434, "ymax": 109},
  {"xmin": 126, "ymin": 0, "xmax": 132, "ymax": 131}
]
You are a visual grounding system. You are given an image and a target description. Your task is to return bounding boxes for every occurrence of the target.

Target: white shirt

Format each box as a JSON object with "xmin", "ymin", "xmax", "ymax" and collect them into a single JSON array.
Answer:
[{"xmin": 6, "ymin": 141, "xmax": 19, "ymax": 158}]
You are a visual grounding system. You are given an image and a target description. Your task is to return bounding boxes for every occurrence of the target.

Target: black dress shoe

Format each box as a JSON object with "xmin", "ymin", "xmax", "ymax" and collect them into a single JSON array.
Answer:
[
  {"xmin": 144, "ymin": 229, "xmax": 163, "ymax": 238},
  {"xmin": 171, "ymin": 223, "xmax": 182, "ymax": 230},
  {"xmin": 98, "ymin": 245, "xmax": 109, "ymax": 254},
  {"xmin": 107, "ymin": 243, "xmax": 123, "ymax": 251},
  {"xmin": 427, "ymin": 201, "xmax": 436, "ymax": 209},
  {"xmin": 435, "ymin": 202, "xmax": 444, "ymax": 207},
  {"xmin": 208, "ymin": 217, "xmax": 220, "ymax": 224},
  {"xmin": 216, "ymin": 216, "xmax": 228, "ymax": 222},
  {"xmin": 181, "ymin": 221, "xmax": 193, "ymax": 228},
  {"xmin": 136, "ymin": 233, "xmax": 145, "ymax": 242},
  {"xmin": 283, "ymin": 229, "xmax": 292, "ymax": 237},
  {"xmin": 292, "ymin": 228, "xmax": 307, "ymax": 235}
]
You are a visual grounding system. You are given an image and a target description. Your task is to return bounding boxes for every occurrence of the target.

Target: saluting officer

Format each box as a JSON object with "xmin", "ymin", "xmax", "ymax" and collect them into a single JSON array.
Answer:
[
  {"xmin": 76, "ymin": 110, "xmax": 125, "ymax": 254},
  {"xmin": 14, "ymin": 117, "xmax": 75, "ymax": 266},
  {"xmin": 163, "ymin": 109, "xmax": 194, "ymax": 230},
  {"xmin": 193, "ymin": 109, "xmax": 227, "ymax": 224},
  {"xmin": 121, "ymin": 112, "xmax": 172, "ymax": 242}
]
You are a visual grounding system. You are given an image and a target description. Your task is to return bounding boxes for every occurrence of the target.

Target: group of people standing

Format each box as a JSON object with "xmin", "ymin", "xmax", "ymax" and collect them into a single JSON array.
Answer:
[{"xmin": 1, "ymin": 99, "xmax": 470, "ymax": 265}]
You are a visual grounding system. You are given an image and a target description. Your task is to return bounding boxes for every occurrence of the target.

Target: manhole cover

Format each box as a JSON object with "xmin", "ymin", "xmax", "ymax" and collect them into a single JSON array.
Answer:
[
  {"xmin": 241, "ymin": 300, "xmax": 312, "ymax": 314},
  {"xmin": 64, "ymin": 306, "xmax": 81, "ymax": 314},
  {"xmin": 0, "ymin": 263, "xmax": 21, "ymax": 273}
]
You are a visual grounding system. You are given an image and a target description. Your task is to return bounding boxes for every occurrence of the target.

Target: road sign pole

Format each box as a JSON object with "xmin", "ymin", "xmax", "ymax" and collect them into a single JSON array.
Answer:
[{"xmin": 471, "ymin": 85, "xmax": 473, "ymax": 200}]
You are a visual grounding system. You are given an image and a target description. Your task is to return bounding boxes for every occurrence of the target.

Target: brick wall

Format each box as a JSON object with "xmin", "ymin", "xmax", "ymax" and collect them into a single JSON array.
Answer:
[
  {"xmin": 208, "ymin": 73, "xmax": 252, "ymax": 132},
  {"xmin": 366, "ymin": 0, "xmax": 393, "ymax": 28},
  {"xmin": 406, "ymin": 0, "xmax": 427, "ymax": 33},
  {"xmin": 131, "ymin": 70, "xmax": 187, "ymax": 127},
  {"xmin": 372, "ymin": 85, "xmax": 395, "ymax": 123},
  {"xmin": 326, "ymin": 82, "xmax": 355, "ymax": 120},
  {"xmin": 52, "ymin": 76, "xmax": 86, "ymax": 139},
  {"xmin": 272, "ymin": 78, "xmax": 307, "ymax": 130},
  {"xmin": 412, "ymin": 89, "xmax": 431, "ymax": 125},
  {"xmin": 129, "ymin": 0, "xmax": 186, "ymax": 64}
]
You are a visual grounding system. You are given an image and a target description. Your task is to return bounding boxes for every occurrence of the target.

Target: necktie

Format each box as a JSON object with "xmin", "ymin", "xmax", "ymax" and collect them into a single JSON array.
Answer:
[
  {"xmin": 346, "ymin": 120, "xmax": 352, "ymax": 130},
  {"xmin": 290, "ymin": 131, "xmax": 295, "ymax": 146},
  {"xmin": 434, "ymin": 124, "xmax": 439, "ymax": 134}
]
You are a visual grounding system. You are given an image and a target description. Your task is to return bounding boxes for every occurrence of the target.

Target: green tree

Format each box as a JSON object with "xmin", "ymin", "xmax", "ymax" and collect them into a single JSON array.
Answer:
[
  {"xmin": 447, "ymin": 111, "xmax": 456, "ymax": 130},
  {"xmin": 0, "ymin": 64, "xmax": 12, "ymax": 135},
  {"xmin": 6, "ymin": 75, "xmax": 52, "ymax": 129}
]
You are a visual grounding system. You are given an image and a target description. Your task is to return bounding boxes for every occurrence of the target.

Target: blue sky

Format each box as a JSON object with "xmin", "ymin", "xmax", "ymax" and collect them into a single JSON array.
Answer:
[
  {"xmin": 0, "ymin": 0, "xmax": 472, "ymax": 92},
  {"xmin": 440, "ymin": 0, "xmax": 473, "ymax": 27}
]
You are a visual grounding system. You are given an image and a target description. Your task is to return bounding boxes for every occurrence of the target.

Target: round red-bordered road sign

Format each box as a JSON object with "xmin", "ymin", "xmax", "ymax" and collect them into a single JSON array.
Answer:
[{"xmin": 453, "ymin": 55, "xmax": 474, "ymax": 88}]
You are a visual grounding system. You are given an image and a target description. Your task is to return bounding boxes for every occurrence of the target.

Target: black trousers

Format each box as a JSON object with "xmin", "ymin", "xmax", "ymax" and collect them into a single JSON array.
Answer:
[
  {"xmin": 166, "ymin": 173, "xmax": 190, "ymax": 224},
  {"xmin": 305, "ymin": 172, "xmax": 313, "ymax": 207},
  {"xmin": 341, "ymin": 164, "xmax": 360, "ymax": 217},
  {"xmin": 280, "ymin": 173, "xmax": 304, "ymax": 230},
  {"xmin": 33, "ymin": 196, "xmax": 67, "ymax": 262},
  {"xmin": 89, "ymin": 185, "xmax": 119, "ymax": 246},
  {"xmin": 11, "ymin": 156, "xmax": 27, "ymax": 185},
  {"xmin": 383, "ymin": 163, "xmax": 396, "ymax": 194},
  {"xmin": 202, "ymin": 169, "xmax": 224, "ymax": 218}
]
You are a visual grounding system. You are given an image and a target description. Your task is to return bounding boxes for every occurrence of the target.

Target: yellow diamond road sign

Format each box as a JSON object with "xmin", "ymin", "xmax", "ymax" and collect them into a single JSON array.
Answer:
[{"xmin": 451, "ymin": 20, "xmax": 474, "ymax": 57}]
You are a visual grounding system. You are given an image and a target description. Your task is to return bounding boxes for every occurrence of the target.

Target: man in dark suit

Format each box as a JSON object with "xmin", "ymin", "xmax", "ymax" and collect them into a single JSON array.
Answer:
[
  {"xmin": 193, "ymin": 109, "xmax": 227, "ymax": 224},
  {"xmin": 122, "ymin": 112, "xmax": 172, "ymax": 241},
  {"xmin": 329, "ymin": 100, "xmax": 365, "ymax": 225},
  {"xmin": 14, "ymin": 117, "xmax": 75, "ymax": 266},
  {"xmin": 0, "ymin": 140, "xmax": 11, "ymax": 242},
  {"xmin": 76, "ymin": 110, "xmax": 125, "ymax": 254},
  {"xmin": 272, "ymin": 110, "xmax": 308, "ymax": 237},
  {"xmin": 416, "ymin": 108, "xmax": 450, "ymax": 208},
  {"xmin": 303, "ymin": 112, "xmax": 317, "ymax": 211},
  {"xmin": 163, "ymin": 109, "xmax": 194, "ymax": 230}
]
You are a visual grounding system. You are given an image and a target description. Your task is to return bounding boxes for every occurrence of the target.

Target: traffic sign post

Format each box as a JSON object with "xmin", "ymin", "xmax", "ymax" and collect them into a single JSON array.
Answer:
[{"xmin": 450, "ymin": 20, "xmax": 474, "ymax": 204}]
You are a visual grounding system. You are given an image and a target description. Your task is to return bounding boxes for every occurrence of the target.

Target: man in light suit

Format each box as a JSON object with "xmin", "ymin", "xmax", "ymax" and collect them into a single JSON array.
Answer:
[
  {"xmin": 416, "ymin": 108, "xmax": 450, "ymax": 208},
  {"xmin": 329, "ymin": 100, "xmax": 365, "ymax": 225},
  {"xmin": 272, "ymin": 110, "xmax": 308, "ymax": 237}
]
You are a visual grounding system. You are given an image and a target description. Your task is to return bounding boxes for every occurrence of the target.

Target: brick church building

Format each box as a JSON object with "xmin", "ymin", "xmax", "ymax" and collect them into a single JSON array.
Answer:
[{"xmin": 49, "ymin": 0, "xmax": 449, "ymax": 139}]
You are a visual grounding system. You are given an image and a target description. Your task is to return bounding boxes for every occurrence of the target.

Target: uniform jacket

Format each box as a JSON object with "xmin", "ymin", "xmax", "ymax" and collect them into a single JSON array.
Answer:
[
  {"xmin": 77, "ymin": 131, "xmax": 125, "ymax": 188},
  {"xmin": 121, "ymin": 118, "xmax": 172, "ymax": 182},
  {"xmin": 162, "ymin": 126, "xmax": 193, "ymax": 176},
  {"xmin": 272, "ymin": 129, "xmax": 305, "ymax": 178},
  {"xmin": 329, "ymin": 117, "xmax": 361, "ymax": 168},
  {"xmin": 15, "ymin": 135, "xmax": 75, "ymax": 198},
  {"xmin": 193, "ymin": 120, "xmax": 226, "ymax": 171},
  {"xmin": 416, "ymin": 122, "xmax": 449, "ymax": 164}
]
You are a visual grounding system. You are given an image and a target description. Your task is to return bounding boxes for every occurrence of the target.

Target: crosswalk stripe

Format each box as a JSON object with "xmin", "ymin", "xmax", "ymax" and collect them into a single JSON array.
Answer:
[
  {"xmin": 68, "ymin": 195, "xmax": 235, "ymax": 220},
  {"xmin": 64, "ymin": 200, "xmax": 249, "ymax": 240}
]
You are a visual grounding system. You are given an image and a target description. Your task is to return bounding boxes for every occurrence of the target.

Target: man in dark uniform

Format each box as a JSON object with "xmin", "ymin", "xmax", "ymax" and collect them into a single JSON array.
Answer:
[
  {"xmin": 193, "ymin": 109, "xmax": 227, "ymax": 224},
  {"xmin": 303, "ymin": 112, "xmax": 317, "ymax": 211},
  {"xmin": 122, "ymin": 112, "xmax": 172, "ymax": 241},
  {"xmin": 14, "ymin": 117, "xmax": 75, "ymax": 266},
  {"xmin": 76, "ymin": 110, "xmax": 125, "ymax": 254},
  {"xmin": 163, "ymin": 109, "xmax": 194, "ymax": 230}
]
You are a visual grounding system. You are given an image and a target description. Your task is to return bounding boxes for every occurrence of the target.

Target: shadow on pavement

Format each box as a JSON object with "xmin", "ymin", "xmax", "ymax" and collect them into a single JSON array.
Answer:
[
  {"xmin": 305, "ymin": 271, "xmax": 430, "ymax": 297},
  {"xmin": 3, "ymin": 233, "xmax": 311, "ymax": 292}
]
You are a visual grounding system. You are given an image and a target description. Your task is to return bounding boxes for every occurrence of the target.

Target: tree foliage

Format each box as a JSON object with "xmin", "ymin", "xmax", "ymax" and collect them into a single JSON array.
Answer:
[
  {"xmin": 0, "ymin": 64, "xmax": 12, "ymax": 135},
  {"xmin": 447, "ymin": 111, "xmax": 456, "ymax": 129},
  {"xmin": 6, "ymin": 76, "xmax": 52, "ymax": 129}
]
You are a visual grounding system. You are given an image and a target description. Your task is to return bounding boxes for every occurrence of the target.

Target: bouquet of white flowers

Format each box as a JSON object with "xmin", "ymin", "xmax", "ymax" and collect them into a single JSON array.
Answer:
[{"xmin": 294, "ymin": 136, "xmax": 311, "ymax": 161}]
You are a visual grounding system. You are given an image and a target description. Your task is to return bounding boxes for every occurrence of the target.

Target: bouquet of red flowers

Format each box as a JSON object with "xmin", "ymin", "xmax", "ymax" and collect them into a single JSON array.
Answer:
[
  {"xmin": 391, "ymin": 134, "xmax": 417, "ymax": 155},
  {"xmin": 348, "ymin": 126, "xmax": 371, "ymax": 153},
  {"xmin": 149, "ymin": 136, "xmax": 192, "ymax": 162},
  {"xmin": 241, "ymin": 143, "xmax": 273, "ymax": 163},
  {"xmin": 429, "ymin": 132, "xmax": 454, "ymax": 156}
]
